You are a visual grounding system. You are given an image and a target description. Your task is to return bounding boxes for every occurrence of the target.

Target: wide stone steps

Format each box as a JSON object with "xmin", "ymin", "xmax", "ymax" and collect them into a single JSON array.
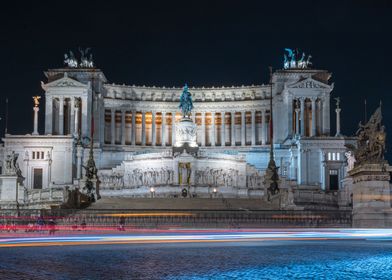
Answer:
[{"xmin": 85, "ymin": 197, "xmax": 277, "ymax": 211}]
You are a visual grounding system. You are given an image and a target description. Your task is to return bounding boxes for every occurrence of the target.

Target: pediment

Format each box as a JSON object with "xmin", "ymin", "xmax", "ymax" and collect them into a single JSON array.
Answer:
[
  {"xmin": 288, "ymin": 77, "xmax": 330, "ymax": 89},
  {"xmin": 41, "ymin": 73, "xmax": 88, "ymax": 91}
]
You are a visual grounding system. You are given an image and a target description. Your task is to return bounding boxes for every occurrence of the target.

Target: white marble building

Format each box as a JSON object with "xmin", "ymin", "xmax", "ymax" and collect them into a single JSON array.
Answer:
[{"xmin": 0, "ymin": 54, "xmax": 356, "ymax": 206}]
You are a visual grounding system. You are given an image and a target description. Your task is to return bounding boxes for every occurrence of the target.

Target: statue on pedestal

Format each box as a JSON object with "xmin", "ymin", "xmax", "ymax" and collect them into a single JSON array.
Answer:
[
  {"xmin": 179, "ymin": 84, "xmax": 193, "ymax": 118},
  {"xmin": 3, "ymin": 151, "xmax": 25, "ymax": 185}
]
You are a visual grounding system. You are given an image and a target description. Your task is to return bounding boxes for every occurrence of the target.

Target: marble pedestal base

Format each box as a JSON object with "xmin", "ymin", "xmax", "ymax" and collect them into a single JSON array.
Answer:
[
  {"xmin": 349, "ymin": 163, "xmax": 392, "ymax": 228},
  {"xmin": 0, "ymin": 175, "xmax": 24, "ymax": 204}
]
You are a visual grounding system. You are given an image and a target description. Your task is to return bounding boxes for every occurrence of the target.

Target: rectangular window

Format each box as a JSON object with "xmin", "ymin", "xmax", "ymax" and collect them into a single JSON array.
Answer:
[
  {"xmin": 32, "ymin": 152, "xmax": 35, "ymax": 159},
  {"xmin": 41, "ymin": 152, "xmax": 44, "ymax": 159}
]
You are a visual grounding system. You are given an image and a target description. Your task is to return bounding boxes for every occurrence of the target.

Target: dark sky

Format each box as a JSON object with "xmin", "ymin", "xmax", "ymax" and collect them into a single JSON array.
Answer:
[{"xmin": 0, "ymin": 0, "xmax": 391, "ymax": 155}]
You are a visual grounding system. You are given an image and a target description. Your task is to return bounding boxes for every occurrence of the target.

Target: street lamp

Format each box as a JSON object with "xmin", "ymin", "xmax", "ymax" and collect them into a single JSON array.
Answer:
[
  {"xmin": 213, "ymin": 188, "xmax": 217, "ymax": 198},
  {"xmin": 150, "ymin": 187, "xmax": 155, "ymax": 198}
]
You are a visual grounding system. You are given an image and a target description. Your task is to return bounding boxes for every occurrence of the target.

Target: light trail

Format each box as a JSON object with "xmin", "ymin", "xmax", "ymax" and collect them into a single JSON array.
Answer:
[{"xmin": 0, "ymin": 229, "xmax": 392, "ymax": 248}]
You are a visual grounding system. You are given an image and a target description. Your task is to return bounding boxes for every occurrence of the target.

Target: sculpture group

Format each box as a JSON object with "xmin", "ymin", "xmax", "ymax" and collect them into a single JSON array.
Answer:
[
  {"xmin": 3, "ymin": 151, "xmax": 25, "ymax": 185},
  {"xmin": 284, "ymin": 48, "xmax": 312, "ymax": 69},
  {"xmin": 64, "ymin": 48, "xmax": 94, "ymax": 68},
  {"xmin": 346, "ymin": 106, "xmax": 386, "ymax": 167}
]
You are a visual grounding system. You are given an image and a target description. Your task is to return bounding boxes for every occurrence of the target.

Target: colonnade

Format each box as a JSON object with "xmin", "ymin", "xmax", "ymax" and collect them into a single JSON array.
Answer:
[
  {"xmin": 104, "ymin": 109, "xmax": 271, "ymax": 147},
  {"xmin": 293, "ymin": 97, "xmax": 323, "ymax": 137},
  {"xmin": 45, "ymin": 96, "xmax": 83, "ymax": 136}
]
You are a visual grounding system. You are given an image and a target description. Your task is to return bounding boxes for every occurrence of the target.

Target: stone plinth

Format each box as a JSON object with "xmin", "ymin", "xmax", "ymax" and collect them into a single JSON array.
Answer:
[
  {"xmin": 348, "ymin": 163, "xmax": 392, "ymax": 228},
  {"xmin": 173, "ymin": 117, "xmax": 199, "ymax": 155},
  {"xmin": 0, "ymin": 175, "xmax": 24, "ymax": 203}
]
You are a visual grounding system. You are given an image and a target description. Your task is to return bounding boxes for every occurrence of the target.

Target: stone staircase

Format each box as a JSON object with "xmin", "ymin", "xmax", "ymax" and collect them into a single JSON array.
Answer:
[{"xmin": 86, "ymin": 197, "xmax": 278, "ymax": 211}]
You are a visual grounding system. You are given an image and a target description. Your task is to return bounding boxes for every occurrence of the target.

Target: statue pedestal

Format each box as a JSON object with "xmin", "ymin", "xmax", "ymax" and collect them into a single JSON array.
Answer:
[
  {"xmin": 0, "ymin": 175, "xmax": 24, "ymax": 204},
  {"xmin": 349, "ymin": 164, "xmax": 392, "ymax": 228},
  {"xmin": 173, "ymin": 117, "xmax": 199, "ymax": 156}
]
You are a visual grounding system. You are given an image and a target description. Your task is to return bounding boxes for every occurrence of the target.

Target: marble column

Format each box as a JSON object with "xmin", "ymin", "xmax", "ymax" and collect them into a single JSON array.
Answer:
[
  {"xmin": 300, "ymin": 98, "xmax": 305, "ymax": 136},
  {"xmin": 45, "ymin": 96, "xmax": 53, "ymax": 134},
  {"xmin": 33, "ymin": 106, "xmax": 39, "ymax": 135},
  {"xmin": 59, "ymin": 97, "xmax": 64, "ymax": 135},
  {"xmin": 171, "ymin": 112, "xmax": 176, "ymax": 146},
  {"xmin": 261, "ymin": 110, "xmax": 266, "ymax": 145},
  {"xmin": 131, "ymin": 110, "xmax": 136, "ymax": 146},
  {"xmin": 110, "ymin": 109, "xmax": 115, "ymax": 145},
  {"xmin": 231, "ymin": 112, "xmax": 235, "ymax": 146},
  {"xmin": 161, "ymin": 112, "xmax": 166, "ymax": 146},
  {"xmin": 241, "ymin": 111, "xmax": 246, "ymax": 146},
  {"xmin": 311, "ymin": 98, "xmax": 316, "ymax": 137},
  {"xmin": 142, "ymin": 111, "xmax": 146, "ymax": 146},
  {"xmin": 76, "ymin": 146, "xmax": 83, "ymax": 180},
  {"xmin": 322, "ymin": 96, "xmax": 330, "ymax": 135},
  {"xmin": 251, "ymin": 110, "xmax": 256, "ymax": 146},
  {"xmin": 295, "ymin": 107, "xmax": 300, "ymax": 135},
  {"xmin": 211, "ymin": 112, "xmax": 215, "ymax": 146},
  {"xmin": 81, "ymin": 96, "xmax": 88, "ymax": 138},
  {"xmin": 221, "ymin": 112, "xmax": 225, "ymax": 146},
  {"xmin": 152, "ymin": 111, "xmax": 156, "ymax": 146},
  {"xmin": 201, "ymin": 112, "xmax": 206, "ymax": 146},
  {"xmin": 335, "ymin": 108, "xmax": 341, "ymax": 136},
  {"xmin": 70, "ymin": 98, "xmax": 75, "ymax": 136},
  {"xmin": 121, "ymin": 110, "xmax": 126, "ymax": 145}
]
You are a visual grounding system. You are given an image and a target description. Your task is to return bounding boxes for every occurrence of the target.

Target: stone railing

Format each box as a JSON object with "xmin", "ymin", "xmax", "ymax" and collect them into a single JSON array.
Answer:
[
  {"xmin": 125, "ymin": 150, "xmax": 172, "ymax": 161},
  {"xmin": 26, "ymin": 186, "xmax": 68, "ymax": 205},
  {"xmin": 198, "ymin": 150, "xmax": 246, "ymax": 161},
  {"xmin": 294, "ymin": 189, "xmax": 338, "ymax": 207}
]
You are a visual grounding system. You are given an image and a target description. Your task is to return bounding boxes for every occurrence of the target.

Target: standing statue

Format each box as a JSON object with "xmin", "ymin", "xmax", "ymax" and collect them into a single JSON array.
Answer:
[
  {"xmin": 334, "ymin": 97, "xmax": 340, "ymax": 109},
  {"xmin": 345, "ymin": 106, "xmax": 386, "ymax": 167},
  {"xmin": 179, "ymin": 84, "xmax": 194, "ymax": 118},
  {"xmin": 64, "ymin": 51, "xmax": 78, "ymax": 67},
  {"xmin": 345, "ymin": 151, "xmax": 356, "ymax": 172},
  {"xmin": 33, "ymin": 96, "xmax": 41, "ymax": 107}
]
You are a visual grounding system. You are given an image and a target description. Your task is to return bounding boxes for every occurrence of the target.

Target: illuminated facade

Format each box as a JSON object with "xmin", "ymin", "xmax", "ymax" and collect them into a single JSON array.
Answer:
[{"xmin": 0, "ymin": 58, "xmax": 356, "ymax": 206}]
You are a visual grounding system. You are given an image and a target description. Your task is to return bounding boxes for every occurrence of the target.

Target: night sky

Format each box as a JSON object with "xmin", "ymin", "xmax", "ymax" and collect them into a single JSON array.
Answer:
[{"xmin": 0, "ymin": 1, "xmax": 391, "ymax": 157}]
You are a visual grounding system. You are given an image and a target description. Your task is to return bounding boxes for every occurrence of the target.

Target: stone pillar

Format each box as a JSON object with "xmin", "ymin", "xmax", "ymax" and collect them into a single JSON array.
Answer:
[
  {"xmin": 335, "ymin": 108, "xmax": 341, "ymax": 136},
  {"xmin": 110, "ymin": 109, "xmax": 115, "ymax": 145},
  {"xmin": 322, "ymin": 96, "xmax": 330, "ymax": 135},
  {"xmin": 152, "ymin": 111, "xmax": 156, "ymax": 146},
  {"xmin": 76, "ymin": 145, "xmax": 83, "ymax": 180},
  {"xmin": 201, "ymin": 112, "xmax": 206, "ymax": 146},
  {"xmin": 81, "ymin": 96, "xmax": 88, "ymax": 138},
  {"xmin": 300, "ymin": 98, "xmax": 305, "ymax": 136},
  {"xmin": 131, "ymin": 110, "xmax": 136, "ymax": 146},
  {"xmin": 33, "ymin": 106, "xmax": 39, "ymax": 135},
  {"xmin": 350, "ymin": 164, "xmax": 392, "ymax": 228},
  {"xmin": 211, "ymin": 112, "xmax": 215, "ymax": 146},
  {"xmin": 161, "ymin": 112, "xmax": 166, "ymax": 146},
  {"xmin": 251, "ymin": 110, "xmax": 256, "ymax": 146},
  {"xmin": 295, "ymin": 107, "xmax": 300, "ymax": 135},
  {"xmin": 141, "ymin": 111, "xmax": 146, "ymax": 146},
  {"xmin": 70, "ymin": 98, "xmax": 75, "ymax": 136},
  {"xmin": 45, "ymin": 95, "xmax": 53, "ymax": 134},
  {"xmin": 171, "ymin": 112, "xmax": 176, "ymax": 146},
  {"xmin": 73, "ymin": 101, "xmax": 79, "ymax": 136},
  {"xmin": 241, "ymin": 111, "xmax": 246, "ymax": 146},
  {"xmin": 231, "ymin": 112, "xmax": 235, "ymax": 146},
  {"xmin": 261, "ymin": 110, "xmax": 266, "ymax": 145},
  {"xmin": 121, "ymin": 110, "xmax": 126, "ymax": 145},
  {"xmin": 221, "ymin": 112, "xmax": 225, "ymax": 146},
  {"xmin": 59, "ymin": 97, "xmax": 64, "ymax": 135},
  {"xmin": 311, "ymin": 98, "xmax": 316, "ymax": 137}
]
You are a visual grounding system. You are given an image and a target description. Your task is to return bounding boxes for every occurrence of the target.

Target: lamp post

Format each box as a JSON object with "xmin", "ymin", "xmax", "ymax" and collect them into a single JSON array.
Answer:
[{"xmin": 150, "ymin": 187, "xmax": 155, "ymax": 198}]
